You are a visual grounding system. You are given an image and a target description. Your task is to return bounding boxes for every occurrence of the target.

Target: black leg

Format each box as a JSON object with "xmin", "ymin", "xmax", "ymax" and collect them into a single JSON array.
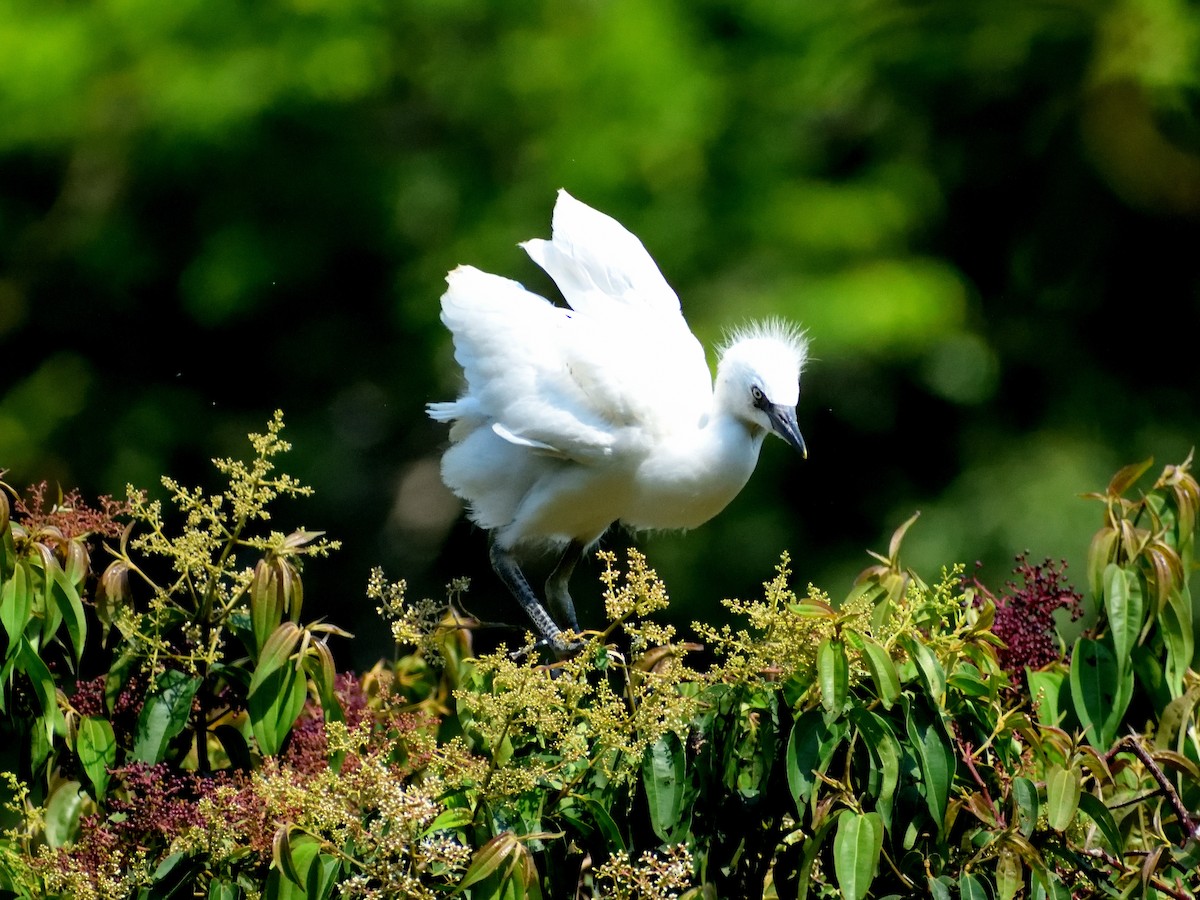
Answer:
[
  {"xmin": 489, "ymin": 538, "xmax": 578, "ymax": 656},
  {"xmin": 545, "ymin": 539, "xmax": 584, "ymax": 633}
]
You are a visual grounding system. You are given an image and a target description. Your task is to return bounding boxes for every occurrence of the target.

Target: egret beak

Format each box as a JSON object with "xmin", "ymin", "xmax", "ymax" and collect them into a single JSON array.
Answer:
[{"xmin": 767, "ymin": 403, "xmax": 807, "ymax": 458}]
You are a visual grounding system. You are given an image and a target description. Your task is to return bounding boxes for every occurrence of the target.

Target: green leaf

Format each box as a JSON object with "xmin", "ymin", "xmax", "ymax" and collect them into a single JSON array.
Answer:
[
  {"xmin": 1077, "ymin": 791, "xmax": 1122, "ymax": 853},
  {"xmin": 797, "ymin": 810, "xmax": 842, "ymax": 900},
  {"xmin": 208, "ymin": 880, "xmax": 239, "ymax": 900},
  {"xmin": 642, "ymin": 731, "xmax": 689, "ymax": 843},
  {"xmin": 44, "ymin": 780, "xmax": 85, "ymax": 849},
  {"xmin": 581, "ymin": 797, "xmax": 626, "ymax": 855},
  {"xmin": 1025, "ymin": 667, "xmax": 1066, "ymax": 726},
  {"xmin": 45, "ymin": 553, "xmax": 87, "ymax": 669},
  {"xmin": 248, "ymin": 623, "xmax": 307, "ymax": 756},
  {"xmin": 848, "ymin": 708, "xmax": 900, "ymax": 831},
  {"xmin": 1107, "ymin": 457, "xmax": 1154, "ymax": 497},
  {"xmin": 16, "ymin": 637, "xmax": 67, "ymax": 742},
  {"xmin": 1069, "ymin": 637, "xmax": 1130, "ymax": 749},
  {"xmin": 456, "ymin": 832, "xmax": 521, "ymax": 892},
  {"xmin": 132, "ymin": 669, "xmax": 202, "ymax": 764},
  {"xmin": 423, "ymin": 806, "xmax": 474, "ymax": 836},
  {"xmin": 904, "ymin": 700, "xmax": 955, "ymax": 837},
  {"xmin": 785, "ymin": 709, "xmax": 846, "ymax": 813},
  {"xmin": 277, "ymin": 832, "xmax": 321, "ymax": 889},
  {"xmin": 1, "ymin": 559, "xmax": 32, "ymax": 659},
  {"xmin": 1162, "ymin": 587, "xmax": 1194, "ymax": 698},
  {"xmin": 1012, "ymin": 776, "xmax": 1039, "ymax": 838},
  {"xmin": 855, "ymin": 634, "xmax": 901, "ymax": 708},
  {"xmin": 306, "ymin": 853, "xmax": 339, "ymax": 900},
  {"xmin": 249, "ymin": 656, "xmax": 308, "ymax": 757},
  {"xmin": 1102, "ymin": 564, "xmax": 1142, "ymax": 677},
  {"xmin": 901, "ymin": 634, "xmax": 946, "ymax": 702},
  {"xmin": 1045, "ymin": 765, "xmax": 1081, "ymax": 832},
  {"xmin": 77, "ymin": 716, "xmax": 117, "ymax": 799},
  {"xmin": 959, "ymin": 873, "xmax": 987, "ymax": 900},
  {"xmin": 995, "ymin": 845, "xmax": 1023, "ymax": 900},
  {"xmin": 833, "ymin": 811, "xmax": 882, "ymax": 900},
  {"xmin": 817, "ymin": 637, "xmax": 849, "ymax": 714}
]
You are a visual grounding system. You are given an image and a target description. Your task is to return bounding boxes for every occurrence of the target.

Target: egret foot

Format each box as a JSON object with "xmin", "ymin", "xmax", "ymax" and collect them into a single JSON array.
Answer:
[
  {"xmin": 490, "ymin": 537, "xmax": 573, "ymax": 652},
  {"xmin": 545, "ymin": 539, "xmax": 584, "ymax": 633}
]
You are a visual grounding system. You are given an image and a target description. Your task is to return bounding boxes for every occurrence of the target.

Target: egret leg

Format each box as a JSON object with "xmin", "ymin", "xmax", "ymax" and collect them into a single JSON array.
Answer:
[
  {"xmin": 489, "ymin": 538, "xmax": 579, "ymax": 656},
  {"xmin": 545, "ymin": 540, "xmax": 584, "ymax": 633}
]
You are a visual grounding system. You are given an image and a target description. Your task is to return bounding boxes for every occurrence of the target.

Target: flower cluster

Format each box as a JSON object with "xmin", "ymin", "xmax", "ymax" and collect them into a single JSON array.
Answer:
[
  {"xmin": 971, "ymin": 554, "xmax": 1083, "ymax": 680},
  {"xmin": 592, "ymin": 844, "xmax": 694, "ymax": 899},
  {"xmin": 694, "ymin": 553, "xmax": 846, "ymax": 684}
]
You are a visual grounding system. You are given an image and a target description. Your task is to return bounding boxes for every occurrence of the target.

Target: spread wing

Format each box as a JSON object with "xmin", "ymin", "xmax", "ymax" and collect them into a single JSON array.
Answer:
[
  {"xmin": 521, "ymin": 190, "xmax": 712, "ymax": 433},
  {"xmin": 429, "ymin": 192, "xmax": 712, "ymax": 461},
  {"xmin": 430, "ymin": 265, "xmax": 619, "ymax": 460}
]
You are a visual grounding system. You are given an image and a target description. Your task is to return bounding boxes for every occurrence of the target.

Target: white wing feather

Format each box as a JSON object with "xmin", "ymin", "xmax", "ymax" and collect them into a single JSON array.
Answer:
[
  {"xmin": 432, "ymin": 192, "xmax": 712, "ymax": 464},
  {"xmin": 521, "ymin": 190, "xmax": 711, "ymax": 433}
]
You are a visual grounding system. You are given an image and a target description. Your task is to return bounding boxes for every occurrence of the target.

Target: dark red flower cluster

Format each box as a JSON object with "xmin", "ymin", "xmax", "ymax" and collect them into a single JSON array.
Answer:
[
  {"xmin": 971, "ymin": 554, "xmax": 1083, "ymax": 682},
  {"xmin": 13, "ymin": 482, "xmax": 129, "ymax": 540}
]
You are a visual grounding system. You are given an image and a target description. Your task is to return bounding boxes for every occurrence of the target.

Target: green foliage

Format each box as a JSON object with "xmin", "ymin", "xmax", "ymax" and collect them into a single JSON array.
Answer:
[{"xmin": 1, "ymin": 426, "xmax": 1198, "ymax": 898}]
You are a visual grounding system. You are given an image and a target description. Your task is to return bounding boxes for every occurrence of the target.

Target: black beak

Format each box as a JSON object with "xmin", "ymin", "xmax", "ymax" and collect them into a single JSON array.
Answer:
[{"xmin": 767, "ymin": 403, "xmax": 807, "ymax": 458}]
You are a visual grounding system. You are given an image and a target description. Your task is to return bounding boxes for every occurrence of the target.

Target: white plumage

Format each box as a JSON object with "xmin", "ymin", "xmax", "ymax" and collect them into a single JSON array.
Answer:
[{"xmin": 429, "ymin": 190, "xmax": 808, "ymax": 653}]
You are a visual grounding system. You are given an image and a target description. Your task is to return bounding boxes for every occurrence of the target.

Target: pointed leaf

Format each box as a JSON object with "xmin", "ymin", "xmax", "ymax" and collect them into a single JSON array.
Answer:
[
  {"xmin": 959, "ymin": 874, "xmax": 987, "ymax": 900},
  {"xmin": 1012, "ymin": 776, "xmax": 1039, "ymax": 838},
  {"xmin": 833, "ymin": 812, "xmax": 882, "ymax": 900},
  {"xmin": 786, "ymin": 710, "xmax": 846, "ymax": 813},
  {"xmin": 1108, "ymin": 457, "xmax": 1153, "ymax": 497},
  {"xmin": 643, "ymin": 731, "xmax": 689, "ymax": 843},
  {"xmin": 1102, "ymin": 564, "xmax": 1142, "ymax": 676},
  {"xmin": 1045, "ymin": 765, "xmax": 1081, "ymax": 832},
  {"xmin": 904, "ymin": 701, "xmax": 955, "ymax": 837},
  {"xmin": 1077, "ymin": 792, "xmax": 1122, "ymax": 853},
  {"xmin": 1, "ymin": 559, "xmax": 32, "ymax": 659},
  {"xmin": 456, "ymin": 832, "xmax": 521, "ymax": 892},
  {"xmin": 132, "ymin": 669, "xmax": 201, "ymax": 764},
  {"xmin": 1069, "ymin": 637, "xmax": 1129, "ymax": 749},
  {"xmin": 995, "ymin": 845, "xmax": 1023, "ymax": 900},
  {"xmin": 849, "ymin": 708, "xmax": 900, "ymax": 831},
  {"xmin": 817, "ymin": 637, "xmax": 848, "ymax": 714},
  {"xmin": 16, "ymin": 637, "xmax": 67, "ymax": 742},
  {"xmin": 900, "ymin": 635, "xmax": 946, "ymax": 702},
  {"xmin": 77, "ymin": 716, "xmax": 117, "ymax": 799},
  {"xmin": 855, "ymin": 634, "xmax": 900, "ymax": 708}
]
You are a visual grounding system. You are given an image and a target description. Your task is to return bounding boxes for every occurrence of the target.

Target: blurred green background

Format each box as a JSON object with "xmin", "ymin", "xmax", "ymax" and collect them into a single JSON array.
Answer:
[{"xmin": 3, "ymin": 0, "xmax": 1198, "ymax": 666}]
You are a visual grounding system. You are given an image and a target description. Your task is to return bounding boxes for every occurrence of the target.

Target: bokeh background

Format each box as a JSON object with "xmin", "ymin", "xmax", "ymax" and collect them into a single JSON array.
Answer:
[{"xmin": 3, "ymin": 0, "xmax": 1198, "ymax": 667}]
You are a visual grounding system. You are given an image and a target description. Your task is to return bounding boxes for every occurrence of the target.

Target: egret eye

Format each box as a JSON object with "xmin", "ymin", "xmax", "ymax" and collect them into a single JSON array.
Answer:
[{"xmin": 751, "ymin": 385, "xmax": 766, "ymax": 406}]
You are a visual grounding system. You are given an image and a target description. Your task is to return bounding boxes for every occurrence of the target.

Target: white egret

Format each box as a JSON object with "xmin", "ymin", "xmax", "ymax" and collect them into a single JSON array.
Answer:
[{"xmin": 428, "ymin": 190, "xmax": 808, "ymax": 654}]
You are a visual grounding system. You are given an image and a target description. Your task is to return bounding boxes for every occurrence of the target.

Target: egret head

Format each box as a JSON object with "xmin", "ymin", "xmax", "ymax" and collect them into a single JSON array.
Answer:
[{"xmin": 716, "ymin": 321, "xmax": 809, "ymax": 456}]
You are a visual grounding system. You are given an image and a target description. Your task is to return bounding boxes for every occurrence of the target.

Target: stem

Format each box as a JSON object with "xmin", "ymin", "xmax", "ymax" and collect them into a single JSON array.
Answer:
[{"xmin": 1116, "ymin": 732, "xmax": 1200, "ymax": 844}]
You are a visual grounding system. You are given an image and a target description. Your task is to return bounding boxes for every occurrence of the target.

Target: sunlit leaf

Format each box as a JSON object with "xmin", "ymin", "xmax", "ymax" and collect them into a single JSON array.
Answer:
[
  {"xmin": 77, "ymin": 716, "xmax": 116, "ymax": 799},
  {"xmin": 1, "ymin": 559, "xmax": 32, "ymax": 659},
  {"xmin": 1069, "ymin": 637, "xmax": 1130, "ymax": 749},
  {"xmin": 786, "ymin": 709, "xmax": 846, "ymax": 813},
  {"xmin": 1102, "ymin": 564, "xmax": 1142, "ymax": 676},
  {"xmin": 1107, "ymin": 457, "xmax": 1153, "ymax": 497},
  {"xmin": 643, "ymin": 731, "xmax": 689, "ymax": 843},
  {"xmin": 817, "ymin": 637, "xmax": 848, "ymax": 715},
  {"xmin": 1045, "ymin": 765, "xmax": 1081, "ymax": 832},
  {"xmin": 853, "ymin": 633, "xmax": 900, "ymax": 708},
  {"xmin": 132, "ymin": 669, "xmax": 201, "ymax": 764},
  {"xmin": 904, "ymin": 700, "xmax": 955, "ymax": 837},
  {"xmin": 848, "ymin": 708, "xmax": 900, "ymax": 831},
  {"xmin": 833, "ymin": 811, "xmax": 882, "ymax": 900},
  {"xmin": 995, "ymin": 844, "xmax": 1024, "ymax": 900},
  {"xmin": 1077, "ymin": 792, "xmax": 1121, "ymax": 853},
  {"xmin": 1012, "ymin": 776, "xmax": 1039, "ymax": 838}
]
